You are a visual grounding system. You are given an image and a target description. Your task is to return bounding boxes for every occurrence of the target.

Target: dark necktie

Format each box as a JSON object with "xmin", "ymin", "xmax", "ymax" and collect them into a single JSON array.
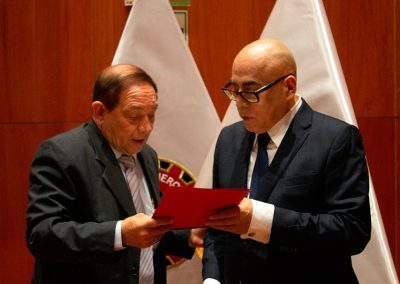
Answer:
[{"xmin": 250, "ymin": 133, "xmax": 270, "ymax": 199}]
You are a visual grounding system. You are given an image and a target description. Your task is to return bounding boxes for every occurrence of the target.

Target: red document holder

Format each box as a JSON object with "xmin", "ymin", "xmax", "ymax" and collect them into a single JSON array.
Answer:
[{"xmin": 152, "ymin": 187, "xmax": 249, "ymax": 229}]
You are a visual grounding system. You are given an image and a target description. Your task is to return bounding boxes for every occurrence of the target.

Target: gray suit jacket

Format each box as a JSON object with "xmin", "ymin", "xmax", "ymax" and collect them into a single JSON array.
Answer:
[
  {"xmin": 26, "ymin": 120, "xmax": 193, "ymax": 284},
  {"xmin": 203, "ymin": 100, "xmax": 371, "ymax": 284}
]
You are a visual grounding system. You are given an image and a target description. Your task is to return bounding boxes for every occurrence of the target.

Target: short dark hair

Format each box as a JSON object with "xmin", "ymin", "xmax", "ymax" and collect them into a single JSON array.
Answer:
[{"xmin": 92, "ymin": 64, "xmax": 158, "ymax": 111}]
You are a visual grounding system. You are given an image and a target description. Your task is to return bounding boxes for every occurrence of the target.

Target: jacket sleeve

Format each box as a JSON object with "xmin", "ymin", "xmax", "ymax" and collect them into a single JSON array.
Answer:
[
  {"xmin": 26, "ymin": 140, "xmax": 118, "ymax": 263},
  {"xmin": 270, "ymin": 125, "xmax": 371, "ymax": 256},
  {"xmin": 157, "ymin": 229, "xmax": 194, "ymax": 259}
]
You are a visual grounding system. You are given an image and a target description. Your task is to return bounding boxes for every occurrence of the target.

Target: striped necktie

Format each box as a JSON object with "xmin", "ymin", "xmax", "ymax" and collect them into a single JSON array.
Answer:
[
  {"xmin": 119, "ymin": 155, "xmax": 154, "ymax": 284},
  {"xmin": 250, "ymin": 133, "xmax": 270, "ymax": 199}
]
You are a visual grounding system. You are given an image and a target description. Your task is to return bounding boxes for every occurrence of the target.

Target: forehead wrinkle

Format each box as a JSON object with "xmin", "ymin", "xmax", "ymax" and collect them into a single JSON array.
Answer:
[{"xmin": 124, "ymin": 101, "xmax": 158, "ymax": 111}]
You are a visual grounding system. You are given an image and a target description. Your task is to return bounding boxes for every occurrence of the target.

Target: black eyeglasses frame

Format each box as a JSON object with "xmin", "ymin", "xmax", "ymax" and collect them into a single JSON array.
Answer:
[{"xmin": 221, "ymin": 74, "xmax": 293, "ymax": 103}]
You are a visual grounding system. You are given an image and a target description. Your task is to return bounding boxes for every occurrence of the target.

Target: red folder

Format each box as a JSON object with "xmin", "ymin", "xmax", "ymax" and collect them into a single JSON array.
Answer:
[{"xmin": 152, "ymin": 187, "xmax": 249, "ymax": 229}]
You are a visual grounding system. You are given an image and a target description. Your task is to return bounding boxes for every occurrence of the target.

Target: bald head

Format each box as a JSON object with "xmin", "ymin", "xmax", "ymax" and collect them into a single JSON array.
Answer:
[
  {"xmin": 228, "ymin": 39, "xmax": 298, "ymax": 133},
  {"xmin": 233, "ymin": 38, "xmax": 296, "ymax": 80}
]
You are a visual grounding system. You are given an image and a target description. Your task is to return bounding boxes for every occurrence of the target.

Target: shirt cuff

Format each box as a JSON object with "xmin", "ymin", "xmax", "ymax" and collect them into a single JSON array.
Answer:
[
  {"xmin": 203, "ymin": 278, "xmax": 221, "ymax": 284},
  {"xmin": 114, "ymin": 220, "xmax": 125, "ymax": 251},
  {"xmin": 240, "ymin": 200, "xmax": 274, "ymax": 244}
]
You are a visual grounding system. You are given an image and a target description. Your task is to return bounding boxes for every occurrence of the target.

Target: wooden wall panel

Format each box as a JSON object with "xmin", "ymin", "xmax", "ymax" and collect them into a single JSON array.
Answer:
[
  {"xmin": 324, "ymin": 0, "xmax": 395, "ymax": 118},
  {"xmin": 358, "ymin": 118, "xmax": 396, "ymax": 255},
  {"xmin": 396, "ymin": 0, "xmax": 400, "ymax": 275},
  {"xmin": 0, "ymin": 123, "xmax": 81, "ymax": 283},
  {"xmin": 396, "ymin": 0, "xmax": 400, "ymax": 118},
  {"xmin": 0, "ymin": 0, "xmax": 36, "ymax": 122},
  {"xmin": 396, "ymin": 118, "xmax": 400, "ymax": 275},
  {"xmin": 396, "ymin": 119, "xmax": 400, "ymax": 275},
  {"xmin": 188, "ymin": 0, "xmax": 274, "ymax": 119},
  {"xmin": 0, "ymin": 1, "xmax": 93, "ymax": 123},
  {"xmin": 94, "ymin": 0, "xmax": 130, "ymax": 76}
]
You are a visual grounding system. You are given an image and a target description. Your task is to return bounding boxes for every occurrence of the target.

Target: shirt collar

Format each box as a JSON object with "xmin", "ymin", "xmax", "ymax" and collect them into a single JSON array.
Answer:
[
  {"xmin": 254, "ymin": 94, "xmax": 302, "ymax": 148},
  {"xmin": 110, "ymin": 146, "xmax": 137, "ymax": 161}
]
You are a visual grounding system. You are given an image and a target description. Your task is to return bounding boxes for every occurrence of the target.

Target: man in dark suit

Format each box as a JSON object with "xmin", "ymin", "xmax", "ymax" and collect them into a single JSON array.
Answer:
[
  {"xmin": 26, "ymin": 64, "xmax": 194, "ymax": 284},
  {"xmin": 202, "ymin": 39, "xmax": 371, "ymax": 283}
]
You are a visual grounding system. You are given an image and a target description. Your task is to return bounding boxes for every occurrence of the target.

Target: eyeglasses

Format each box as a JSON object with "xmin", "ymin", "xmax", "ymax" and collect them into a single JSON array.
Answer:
[{"xmin": 221, "ymin": 74, "xmax": 292, "ymax": 103}]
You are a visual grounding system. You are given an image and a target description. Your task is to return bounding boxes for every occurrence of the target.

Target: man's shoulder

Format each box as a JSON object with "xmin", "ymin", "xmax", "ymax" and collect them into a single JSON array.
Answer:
[
  {"xmin": 217, "ymin": 121, "xmax": 253, "ymax": 154},
  {"xmin": 305, "ymin": 108, "xmax": 362, "ymax": 147},
  {"xmin": 300, "ymin": 98, "xmax": 351, "ymax": 128},
  {"xmin": 36, "ymin": 123, "xmax": 92, "ymax": 159},
  {"xmin": 221, "ymin": 121, "xmax": 246, "ymax": 136},
  {"xmin": 311, "ymin": 110, "xmax": 355, "ymax": 132},
  {"xmin": 45, "ymin": 123, "xmax": 89, "ymax": 146}
]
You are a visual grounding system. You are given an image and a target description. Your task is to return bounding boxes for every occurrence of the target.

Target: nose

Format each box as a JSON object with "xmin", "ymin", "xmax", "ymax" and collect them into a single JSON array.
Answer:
[
  {"xmin": 137, "ymin": 116, "xmax": 153, "ymax": 133},
  {"xmin": 235, "ymin": 93, "xmax": 249, "ymax": 107}
]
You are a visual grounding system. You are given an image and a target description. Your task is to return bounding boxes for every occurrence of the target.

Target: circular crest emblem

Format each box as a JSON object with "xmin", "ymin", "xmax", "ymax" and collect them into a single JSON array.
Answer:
[{"xmin": 158, "ymin": 157, "xmax": 195, "ymax": 192}]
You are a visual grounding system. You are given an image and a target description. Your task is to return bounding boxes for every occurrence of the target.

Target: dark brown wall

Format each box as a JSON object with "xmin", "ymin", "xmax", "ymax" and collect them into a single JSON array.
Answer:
[{"xmin": 0, "ymin": 0, "xmax": 398, "ymax": 282}]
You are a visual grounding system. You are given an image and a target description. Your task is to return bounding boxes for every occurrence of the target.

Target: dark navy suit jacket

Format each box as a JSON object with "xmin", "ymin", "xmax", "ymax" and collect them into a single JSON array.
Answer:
[
  {"xmin": 203, "ymin": 100, "xmax": 371, "ymax": 284},
  {"xmin": 26, "ymin": 120, "xmax": 193, "ymax": 284}
]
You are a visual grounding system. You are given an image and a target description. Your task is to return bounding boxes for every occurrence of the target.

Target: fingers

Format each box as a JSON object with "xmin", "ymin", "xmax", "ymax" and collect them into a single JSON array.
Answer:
[
  {"xmin": 206, "ymin": 206, "xmax": 241, "ymax": 226},
  {"xmin": 208, "ymin": 206, "xmax": 240, "ymax": 220},
  {"xmin": 189, "ymin": 228, "xmax": 207, "ymax": 247},
  {"xmin": 207, "ymin": 198, "xmax": 251, "ymax": 220},
  {"xmin": 121, "ymin": 214, "xmax": 174, "ymax": 248},
  {"xmin": 205, "ymin": 198, "xmax": 253, "ymax": 235},
  {"xmin": 150, "ymin": 216, "xmax": 174, "ymax": 227},
  {"xmin": 148, "ymin": 216, "xmax": 174, "ymax": 237},
  {"xmin": 206, "ymin": 216, "xmax": 239, "ymax": 228},
  {"xmin": 207, "ymin": 222, "xmax": 249, "ymax": 235},
  {"xmin": 147, "ymin": 223, "xmax": 173, "ymax": 238}
]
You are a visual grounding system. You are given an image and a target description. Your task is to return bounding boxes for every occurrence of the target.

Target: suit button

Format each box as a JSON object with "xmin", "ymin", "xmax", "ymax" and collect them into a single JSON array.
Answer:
[{"xmin": 130, "ymin": 267, "xmax": 138, "ymax": 278}]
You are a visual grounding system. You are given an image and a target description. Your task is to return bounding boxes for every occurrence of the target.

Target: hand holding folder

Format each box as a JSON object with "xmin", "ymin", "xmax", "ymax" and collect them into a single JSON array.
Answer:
[{"xmin": 152, "ymin": 187, "xmax": 249, "ymax": 229}]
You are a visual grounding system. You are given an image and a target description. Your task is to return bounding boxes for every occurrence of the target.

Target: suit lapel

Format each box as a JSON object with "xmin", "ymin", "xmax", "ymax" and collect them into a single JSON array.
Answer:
[
  {"xmin": 231, "ymin": 128, "xmax": 254, "ymax": 188},
  {"xmin": 86, "ymin": 120, "xmax": 135, "ymax": 215},
  {"xmin": 255, "ymin": 100, "xmax": 313, "ymax": 201}
]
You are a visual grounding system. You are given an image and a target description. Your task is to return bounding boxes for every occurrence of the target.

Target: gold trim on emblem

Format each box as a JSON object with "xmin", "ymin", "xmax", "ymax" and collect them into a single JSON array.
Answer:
[{"xmin": 158, "ymin": 157, "xmax": 196, "ymax": 186}]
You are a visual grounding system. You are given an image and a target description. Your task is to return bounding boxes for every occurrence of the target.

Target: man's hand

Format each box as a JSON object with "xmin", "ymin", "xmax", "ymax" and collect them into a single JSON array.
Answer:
[
  {"xmin": 121, "ymin": 213, "xmax": 173, "ymax": 248},
  {"xmin": 189, "ymin": 228, "xmax": 207, "ymax": 247},
  {"xmin": 206, "ymin": 198, "xmax": 253, "ymax": 235}
]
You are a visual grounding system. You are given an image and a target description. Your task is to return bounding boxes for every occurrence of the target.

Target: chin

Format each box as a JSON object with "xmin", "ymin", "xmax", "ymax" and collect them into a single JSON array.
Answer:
[
  {"xmin": 135, "ymin": 141, "xmax": 147, "ymax": 151},
  {"xmin": 242, "ymin": 122, "xmax": 256, "ymax": 133}
]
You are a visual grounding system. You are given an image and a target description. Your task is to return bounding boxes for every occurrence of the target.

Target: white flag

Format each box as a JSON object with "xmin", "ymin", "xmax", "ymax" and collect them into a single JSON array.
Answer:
[
  {"xmin": 197, "ymin": 0, "xmax": 399, "ymax": 283},
  {"xmin": 112, "ymin": 0, "xmax": 220, "ymax": 282}
]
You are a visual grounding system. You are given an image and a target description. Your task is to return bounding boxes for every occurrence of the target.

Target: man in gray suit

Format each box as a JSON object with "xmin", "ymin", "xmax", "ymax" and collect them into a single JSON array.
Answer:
[
  {"xmin": 26, "ymin": 64, "xmax": 194, "ymax": 284},
  {"xmin": 202, "ymin": 39, "xmax": 371, "ymax": 283}
]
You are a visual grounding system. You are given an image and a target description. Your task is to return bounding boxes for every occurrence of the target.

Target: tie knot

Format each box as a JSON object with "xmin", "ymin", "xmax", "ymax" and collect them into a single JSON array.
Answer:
[
  {"xmin": 258, "ymin": 133, "xmax": 270, "ymax": 149},
  {"xmin": 119, "ymin": 155, "xmax": 136, "ymax": 169}
]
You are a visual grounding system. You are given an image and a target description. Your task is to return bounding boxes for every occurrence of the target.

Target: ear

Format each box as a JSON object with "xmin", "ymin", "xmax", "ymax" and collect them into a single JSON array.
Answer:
[
  {"xmin": 285, "ymin": 75, "xmax": 297, "ymax": 97},
  {"xmin": 91, "ymin": 101, "xmax": 106, "ymax": 126}
]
